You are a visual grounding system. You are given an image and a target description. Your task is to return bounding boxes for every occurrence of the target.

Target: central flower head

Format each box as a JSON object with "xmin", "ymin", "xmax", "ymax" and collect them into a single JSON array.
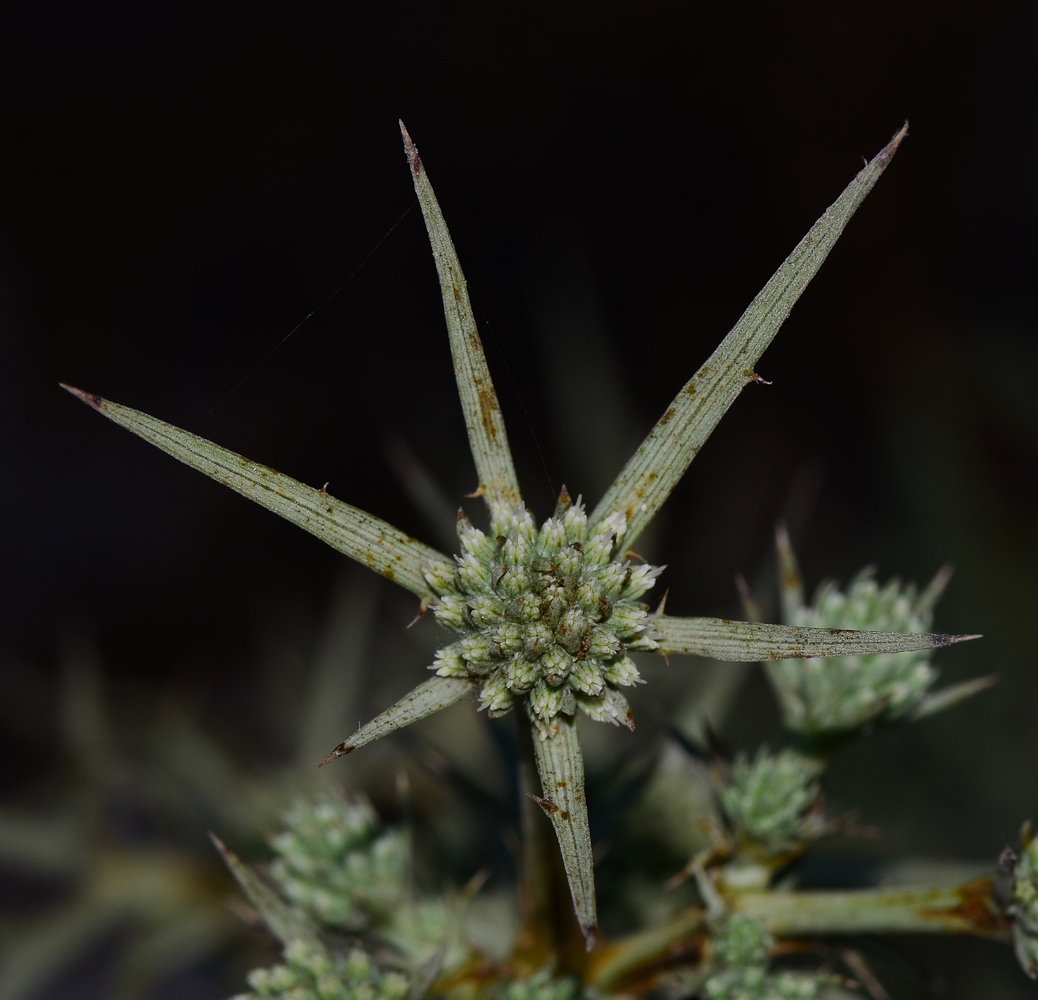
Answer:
[{"xmin": 422, "ymin": 490, "xmax": 661, "ymax": 737}]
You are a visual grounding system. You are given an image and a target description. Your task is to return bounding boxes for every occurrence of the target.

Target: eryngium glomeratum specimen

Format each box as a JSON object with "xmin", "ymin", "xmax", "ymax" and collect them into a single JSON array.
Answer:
[{"xmin": 64, "ymin": 120, "xmax": 979, "ymax": 948}]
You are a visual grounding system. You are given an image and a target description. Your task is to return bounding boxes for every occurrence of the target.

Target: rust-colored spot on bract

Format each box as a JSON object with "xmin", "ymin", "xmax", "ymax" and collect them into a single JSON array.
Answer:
[
  {"xmin": 559, "ymin": 810, "xmax": 570, "ymax": 821},
  {"xmin": 478, "ymin": 386, "xmax": 500, "ymax": 441},
  {"xmin": 453, "ymin": 285, "xmax": 463, "ymax": 301},
  {"xmin": 556, "ymin": 780, "xmax": 568, "ymax": 789},
  {"xmin": 658, "ymin": 407, "xmax": 676, "ymax": 427},
  {"xmin": 682, "ymin": 383, "xmax": 697, "ymax": 397},
  {"xmin": 697, "ymin": 364, "xmax": 711, "ymax": 379},
  {"xmin": 916, "ymin": 877, "xmax": 1008, "ymax": 934},
  {"xmin": 382, "ymin": 567, "xmax": 395, "ymax": 581},
  {"xmin": 365, "ymin": 553, "xmax": 375, "ymax": 568}
]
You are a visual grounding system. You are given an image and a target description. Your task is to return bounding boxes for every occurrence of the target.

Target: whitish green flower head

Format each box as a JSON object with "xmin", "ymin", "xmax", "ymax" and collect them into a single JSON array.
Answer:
[
  {"xmin": 425, "ymin": 499, "xmax": 659, "ymax": 737},
  {"xmin": 779, "ymin": 570, "xmax": 936, "ymax": 732},
  {"xmin": 67, "ymin": 121, "xmax": 978, "ymax": 948},
  {"xmin": 499, "ymin": 969, "xmax": 586, "ymax": 1000},
  {"xmin": 704, "ymin": 915, "xmax": 827, "ymax": 1000},
  {"xmin": 1009, "ymin": 832, "xmax": 1038, "ymax": 978},
  {"xmin": 270, "ymin": 796, "xmax": 407, "ymax": 931},
  {"xmin": 234, "ymin": 940, "xmax": 409, "ymax": 1000},
  {"xmin": 721, "ymin": 748, "xmax": 824, "ymax": 857}
]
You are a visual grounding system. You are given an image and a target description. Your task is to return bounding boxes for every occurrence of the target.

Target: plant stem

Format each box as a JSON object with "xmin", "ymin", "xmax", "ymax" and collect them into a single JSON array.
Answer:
[
  {"xmin": 587, "ymin": 877, "xmax": 1008, "ymax": 992},
  {"xmin": 732, "ymin": 877, "xmax": 1009, "ymax": 938},
  {"xmin": 587, "ymin": 910, "xmax": 707, "ymax": 992}
]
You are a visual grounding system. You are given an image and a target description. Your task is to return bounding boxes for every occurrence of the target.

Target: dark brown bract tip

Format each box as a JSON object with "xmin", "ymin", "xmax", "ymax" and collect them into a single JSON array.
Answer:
[
  {"xmin": 318, "ymin": 743, "xmax": 354, "ymax": 767},
  {"xmin": 60, "ymin": 383, "xmax": 105, "ymax": 411},
  {"xmin": 939, "ymin": 632, "xmax": 983, "ymax": 647},
  {"xmin": 876, "ymin": 121, "xmax": 909, "ymax": 169},
  {"xmin": 582, "ymin": 923, "xmax": 599, "ymax": 951},
  {"xmin": 399, "ymin": 120, "xmax": 422, "ymax": 177}
]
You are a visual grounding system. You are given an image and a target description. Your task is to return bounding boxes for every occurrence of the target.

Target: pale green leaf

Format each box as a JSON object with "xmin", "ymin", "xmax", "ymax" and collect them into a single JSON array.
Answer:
[
  {"xmin": 909, "ymin": 674, "xmax": 997, "ymax": 721},
  {"xmin": 62, "ymin": 386, "xmax": 451, "ymax": 599},
  {"xmin": 400, "ymin": 122, "xmax": 522, "ymax": 516},
  {"xmin": 592, "ymin": 124, "xmax": 909, "ymax": 546},
  {"xmin": 654, "ymin": 614, "xmax": 979, "ymax": 661},
  {"xmin": 529, "ymin": 715, "xmax": 598, "ymax": 949},
  {"xmin": 319, "ymin": 676, "xmax": 477, "ymax": 766},
  {"xmin": 210, "ymin": 833, "xmax": 319, "ymax": 947}
]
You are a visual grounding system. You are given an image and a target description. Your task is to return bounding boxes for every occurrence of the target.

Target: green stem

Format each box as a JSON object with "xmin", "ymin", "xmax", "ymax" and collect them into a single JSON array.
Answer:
[
  {"xmin": 587, "ymin": 877, "xmax": 1008, "ymax": 992},
  {"xmin": 733, "ymin": 878, "xmax": 1009, "ymax": 938},
  {"xmin": 587, "ymin": 910, "xmax": 707, "ymax": 992}
]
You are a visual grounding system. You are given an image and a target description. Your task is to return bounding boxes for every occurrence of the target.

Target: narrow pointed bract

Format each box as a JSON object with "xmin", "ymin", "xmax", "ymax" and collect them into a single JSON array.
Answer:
[
  {"xmin": 319, "ymin": 676, "xmax": 477, "ymax": 766},
  {"xmin": 400, "ymin": 121, "xmax": 521, "ymax": 517},
  {"xmin": 653, "ymin": 615, "xmax": 979, "ymax": 661},
  {"xmin": 210, "ymin": 833, "xmax": 318, "ymax": 947},
  {"xmin": 60, "ymin": 386, "xmax": 452, "ymax": 600},
  {"xmin": 909, "ymin": 674, "xmax": 998, "ymax": 721},
  {"xmin": 775, "ymin": 523, "xmax": 805, "ymax": 623},
  {"xmin": 529, "ymin": 715, "xmax": 597, "ymax": 949},
  {"xmin": 592, "ymin": 124, "xmax": 909, "ymax": 547}
]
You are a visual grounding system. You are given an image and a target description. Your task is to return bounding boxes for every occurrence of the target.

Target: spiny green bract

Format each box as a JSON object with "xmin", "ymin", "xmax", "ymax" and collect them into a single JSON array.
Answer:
[
  {"xmin": 720, "ymin": 748, "xmax": 825, "ymax": 856},
  {"xmin": 233, "ymin": 940, "xmax": 409, "ymax": 1000},
  {"xmin": 270, "ymin": 797, "xmax": 408, "ymax": 931},
  {"xmin": 768, "ymin": 569, "xmax": 938, "ymax": 735},
  {"xmin": 423, "ymin": 497, "xmax": 661, "ymax": 737}
]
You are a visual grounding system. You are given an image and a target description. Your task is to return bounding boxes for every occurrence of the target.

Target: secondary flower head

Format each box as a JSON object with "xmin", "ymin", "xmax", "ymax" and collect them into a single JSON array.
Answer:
[{"xmin": 425, "ymin": 497, "xmax": 660, "ymax": 736}]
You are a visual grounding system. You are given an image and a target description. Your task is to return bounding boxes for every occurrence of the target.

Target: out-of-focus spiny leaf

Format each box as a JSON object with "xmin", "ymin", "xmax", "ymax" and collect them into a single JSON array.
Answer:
[
  {"xmin": 909, "ymin": 674, "xmax": 998, "ymax": 721},
  {"xmin": 210, "ymin": 834, "xmax": 318, "ymax": 947}
]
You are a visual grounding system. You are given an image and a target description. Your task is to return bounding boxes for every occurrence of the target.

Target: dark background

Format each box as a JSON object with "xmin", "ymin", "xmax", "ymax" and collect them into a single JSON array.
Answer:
[{"xmin": 2, "ymin": 0, "xmax": 1037, "ymax": 996}]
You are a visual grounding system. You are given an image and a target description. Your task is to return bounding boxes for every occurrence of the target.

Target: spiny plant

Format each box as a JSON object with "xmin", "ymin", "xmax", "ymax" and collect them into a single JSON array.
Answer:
[{"xmin": 63, "ymin": 122, "xmax": 1037, "ymax": 994}]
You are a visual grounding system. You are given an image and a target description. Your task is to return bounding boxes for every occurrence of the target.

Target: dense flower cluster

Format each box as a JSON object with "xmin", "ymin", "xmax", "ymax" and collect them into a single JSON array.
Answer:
[
  {"xmin": 703, "ymin": 915, "xmax": 827, "ymax": 1000},
  {"xmin": 768, "ymin": 569, "xmax": 937, "ymax": 735},
  {"xmin": 720, "ymin": 748, "xmax": 825, "ymax": 857},
  {"xmin": 233, "ymin": 940, "xmax": 409, "ymax": 1000},
  {"xmin": 423, "ymin": 497, "xmax": 661, "ymax": 736},
  {"xmin": 269, "ymin": 797, "xmax": 408, "ymax": 931},
  {"xmin": 498, "ymin": 970, "xmax": 585, "ymax": 1000}
]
